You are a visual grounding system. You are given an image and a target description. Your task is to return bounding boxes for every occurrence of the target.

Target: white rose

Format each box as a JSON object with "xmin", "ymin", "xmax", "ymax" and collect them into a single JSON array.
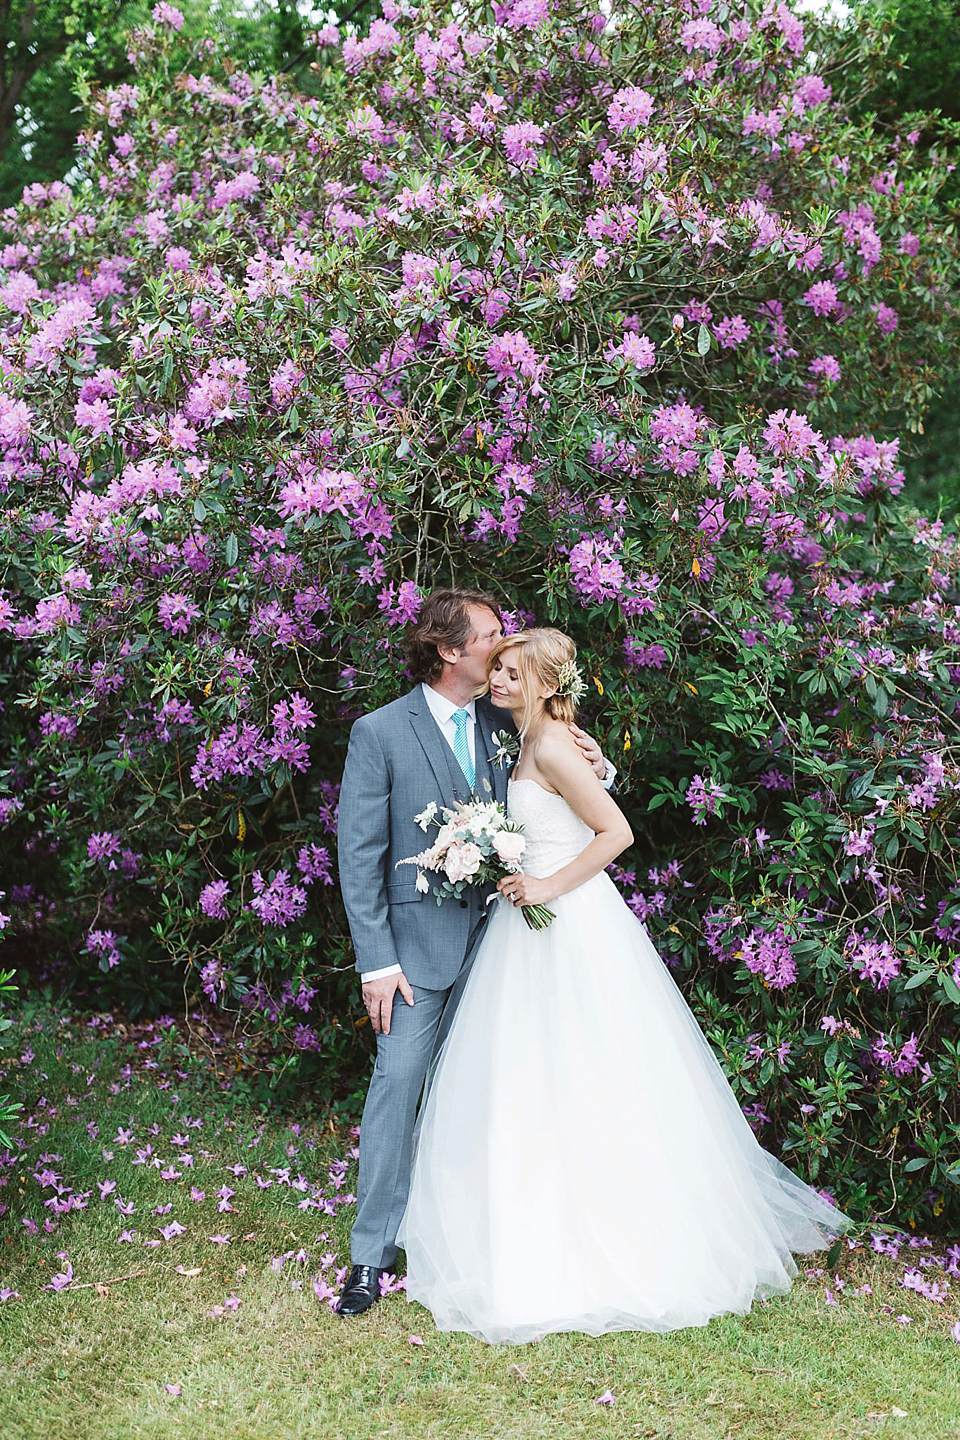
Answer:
[
  {"xmin": 493, "ymin": 831, "xmax": 526, "ymax": 865},
  {"xmin": 444, "ymin": 842, "xmax": 483, "ymax": 882}
]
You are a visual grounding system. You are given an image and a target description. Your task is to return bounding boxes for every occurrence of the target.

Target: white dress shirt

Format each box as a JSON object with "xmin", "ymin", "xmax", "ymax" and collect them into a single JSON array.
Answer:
[{"xmin": 360, "ymin": 685, "xmax": 477, "ymax": 983}]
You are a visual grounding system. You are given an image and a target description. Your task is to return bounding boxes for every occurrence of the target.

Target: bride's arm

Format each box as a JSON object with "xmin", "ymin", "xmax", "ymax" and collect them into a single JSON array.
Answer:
[{"xmin": 497, "ymin": 730, "xmax": 632, "ymax": 909}]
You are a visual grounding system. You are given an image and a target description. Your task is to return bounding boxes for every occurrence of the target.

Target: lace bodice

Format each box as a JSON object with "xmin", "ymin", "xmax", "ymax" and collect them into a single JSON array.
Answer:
[{"xmin": 507, "ymin": 777, "xmax": 594, "ymax": 878}]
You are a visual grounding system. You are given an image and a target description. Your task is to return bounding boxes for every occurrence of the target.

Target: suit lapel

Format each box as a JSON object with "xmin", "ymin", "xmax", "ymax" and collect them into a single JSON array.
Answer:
[
  {"xmin": 475, "ymin": 696, "xmax": 514, "ymax": 806},
  {"xmin": 407, "ymin": 686, "xmax": 474, "ymax": 804}
]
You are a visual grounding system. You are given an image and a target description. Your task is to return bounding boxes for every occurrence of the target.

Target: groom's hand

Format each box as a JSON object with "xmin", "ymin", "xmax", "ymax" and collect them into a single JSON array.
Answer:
[
  {"xmin": 568, "ymin": 723, "xmax": 606, "ymax": 780},
  {"xmin": 362, "ymin": 971, "xmax": 415, "ymax": 1035}
]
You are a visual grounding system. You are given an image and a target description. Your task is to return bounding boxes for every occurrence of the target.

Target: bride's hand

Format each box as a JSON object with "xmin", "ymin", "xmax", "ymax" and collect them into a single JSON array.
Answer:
[{"xmin": 497, "ymin": 872, "xmax": 553, "ymax": 908}]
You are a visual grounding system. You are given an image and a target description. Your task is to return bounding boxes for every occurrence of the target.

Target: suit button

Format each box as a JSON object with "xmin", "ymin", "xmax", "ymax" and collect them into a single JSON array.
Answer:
[{"xmin": 459, "ymin": 899, "xmax": 468, "ymax": 909}]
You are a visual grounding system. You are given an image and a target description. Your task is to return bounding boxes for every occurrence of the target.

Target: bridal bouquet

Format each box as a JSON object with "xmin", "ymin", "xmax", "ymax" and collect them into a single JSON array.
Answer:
[{"xmin": 398, "ymin": 798, "xmax": 554, "ymax": 931}]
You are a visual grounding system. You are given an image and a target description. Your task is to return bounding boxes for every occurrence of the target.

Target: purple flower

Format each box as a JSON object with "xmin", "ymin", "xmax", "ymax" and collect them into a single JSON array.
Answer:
[
  {"xmin": 874, "ymin": 303, "xmax": 898, "ymax": 334},
  {"xmin": 686, "ymin": 774, "xmax": 727, "ymax": 826},
  {"xmin": 624, "ymin": 638, "xmax": 667, "ymax": 671},
  {"xmin": 607, "ymin": 85, "xmax": 654, "ymax": 133},
  {"xmin": 377, "ymin": 581, "xmax": 422, "ymax": 625},
  {"xmin": 153, "ymin": 2, "xmax": 184, "ymax": 29},
  {"xmin": 249, "ymin": 870, "xmax": 308, "ymax": 927},
  {"xmin": 200, "ymin": 959, "xmax": 226, "ymax": 1005},
  {"xmin": 605, "ymin": 331, "xmax": 656, "ymax": 371},
  {"xmin": 502, "ymin": 121, "xmax": 543, "ymax": 171},
  {"xmin": 199, "ymin": 881, "xmax": 231, "ymax": 920},
  {"xmin": 296, "ymin": 844, "xmax": 333, "ymax": 885},
  {"xmin": 803, "ymin": 281, "xmax": 840, "ymax": 317},
  {"xmin": 736, "ymin": 925, "xmax": 798, "ymax": 990},
  {"xmin": 74, "ymin": 398, "xmax": 114, "ymax": 437},
  {"xmin": 714, "ymin": 315, "xmax": 750, "ymax": 349},
  {"xmin": 157, "ymin": 593, "xmax": 201, "ymax": 636},
  {"xmin": 809, "ymin": 354, "xmax": 841, "ymax": 383}
]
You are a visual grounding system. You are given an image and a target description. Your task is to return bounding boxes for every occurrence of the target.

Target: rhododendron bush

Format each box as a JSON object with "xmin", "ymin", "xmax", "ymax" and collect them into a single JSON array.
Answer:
[{"xmin": 0, "ymin": 0, "xmax": 958, "ymax": 1228}]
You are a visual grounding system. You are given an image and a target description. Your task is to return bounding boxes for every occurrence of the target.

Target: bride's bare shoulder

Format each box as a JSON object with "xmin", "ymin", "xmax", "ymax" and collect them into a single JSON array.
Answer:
[{"xmin": 531, "ymin": 720, "xmax": 581, "ymax": 766}]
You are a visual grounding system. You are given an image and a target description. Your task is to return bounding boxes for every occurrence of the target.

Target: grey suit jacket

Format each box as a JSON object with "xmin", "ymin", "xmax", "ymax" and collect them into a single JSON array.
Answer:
[{"xmin": 337, "ymin": 686, "xmax": 515, "ymax": 990}]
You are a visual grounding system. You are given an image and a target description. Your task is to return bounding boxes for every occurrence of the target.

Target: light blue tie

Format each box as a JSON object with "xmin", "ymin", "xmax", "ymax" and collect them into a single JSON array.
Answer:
[{"xmin": 451, "ymin": 708, "xmax": 475, "ymax": 791}]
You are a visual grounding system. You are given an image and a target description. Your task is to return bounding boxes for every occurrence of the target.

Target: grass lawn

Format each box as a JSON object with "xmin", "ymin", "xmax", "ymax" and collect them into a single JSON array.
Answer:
[{"xmin": 0, "ymin": 1004, "xmax": 957, "ymax": 1440}]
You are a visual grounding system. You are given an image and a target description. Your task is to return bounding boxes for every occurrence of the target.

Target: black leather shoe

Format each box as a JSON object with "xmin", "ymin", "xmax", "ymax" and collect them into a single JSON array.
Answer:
[{"xmin": 337, "ymin": 1265, "xmax": 383, "ymax": 1316}]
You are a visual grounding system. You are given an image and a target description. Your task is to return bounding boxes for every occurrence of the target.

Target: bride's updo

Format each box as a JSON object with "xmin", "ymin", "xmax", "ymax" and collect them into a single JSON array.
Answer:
[{"xmin": 487, "ymin": 628, "xmax": 581, "ymax": 734}]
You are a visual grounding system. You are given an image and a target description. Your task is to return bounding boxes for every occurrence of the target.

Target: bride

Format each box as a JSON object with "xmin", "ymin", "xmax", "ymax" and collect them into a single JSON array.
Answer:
[{"xmin": 397, "ymin": 628, "xmax": 851, "ymax": 1344}]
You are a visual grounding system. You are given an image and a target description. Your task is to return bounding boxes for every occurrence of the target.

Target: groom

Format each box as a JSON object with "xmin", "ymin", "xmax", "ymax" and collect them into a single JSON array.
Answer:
[{"xmin": 336, "ymin": 588, "xmax": 612, "ymax": 1315}]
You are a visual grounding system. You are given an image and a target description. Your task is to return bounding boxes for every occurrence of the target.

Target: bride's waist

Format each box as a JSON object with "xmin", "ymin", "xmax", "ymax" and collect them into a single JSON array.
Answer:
[{"xmin": 520, "ymin": 846, "xmax": 591, "ymax": 877}]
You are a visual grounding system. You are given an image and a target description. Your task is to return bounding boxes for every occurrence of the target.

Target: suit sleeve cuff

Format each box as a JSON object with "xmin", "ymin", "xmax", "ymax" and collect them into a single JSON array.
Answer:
[{"xmin": 360, "ymin": 964, "xmax": 403, "ymax": 983}]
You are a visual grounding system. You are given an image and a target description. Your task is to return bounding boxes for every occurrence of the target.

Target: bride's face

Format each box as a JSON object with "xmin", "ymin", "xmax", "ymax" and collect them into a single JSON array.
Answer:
[{"xmin": 488, "ymin": 648, "xmax": 525, "ymax": 716}]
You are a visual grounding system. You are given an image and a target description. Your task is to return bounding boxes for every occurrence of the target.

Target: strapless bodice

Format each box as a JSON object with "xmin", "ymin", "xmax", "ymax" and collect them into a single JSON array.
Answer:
[{"xmin": 507, "ymin": 777, "xmax": 594, "ymax": 877}]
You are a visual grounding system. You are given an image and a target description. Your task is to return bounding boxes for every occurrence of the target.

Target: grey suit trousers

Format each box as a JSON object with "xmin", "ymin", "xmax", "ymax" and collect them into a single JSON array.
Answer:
[{"xmin": 351, "ymin": 933, "xmax": 482, "ymax": 1267}]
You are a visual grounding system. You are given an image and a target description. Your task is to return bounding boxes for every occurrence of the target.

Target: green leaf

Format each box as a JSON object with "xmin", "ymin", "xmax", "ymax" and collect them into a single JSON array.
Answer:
[
  {"xmin": 904, "ymin": 1156, "xmax": 931, "ymax": 1172},
  {"xmin": 697, "ymin": 323, "xmax": 712, "ymax": 356},
  {"xmin": 826, "ymin": 1240, "xmax": 842, "ymax": 1271},
  {"xmin": 224, "ymin": 533, "xmax": 239, "ymax": 568},
  {"xmin": 903, "ymin": 967, "xmax": 934, "ymax": 990},
  {"xmin": 939, "ymin": 972, "xmax": 960, "ymax": 1005},
  {"xmin": 193, "ymin": 497, "xmax": 207, "ymax": 522}
]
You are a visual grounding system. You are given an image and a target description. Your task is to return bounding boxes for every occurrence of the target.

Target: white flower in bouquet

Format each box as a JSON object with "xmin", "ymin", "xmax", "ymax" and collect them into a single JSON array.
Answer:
[
  {"xmin": 445, "ymin": 842, "xmax": 483, "ymax": 882},
  {"xmin": 492, "ymin": 830, "xmax": 525, "ymax": 866},
  {"xmin": 414, "ymin": 801, "xmax": 438, "ymax": 831}
]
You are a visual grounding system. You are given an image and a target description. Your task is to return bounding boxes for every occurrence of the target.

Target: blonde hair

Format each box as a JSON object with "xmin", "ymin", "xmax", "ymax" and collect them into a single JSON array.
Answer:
[{"xmin": 487, "ymin": 628, "xmax": 579, "ymax": 735}]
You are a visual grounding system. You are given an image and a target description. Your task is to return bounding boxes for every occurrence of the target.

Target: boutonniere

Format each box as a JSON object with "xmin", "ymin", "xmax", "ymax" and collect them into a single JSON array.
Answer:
[{"xmin": 491, "ymin": 730, "xmax": 520, "ymax": 770}]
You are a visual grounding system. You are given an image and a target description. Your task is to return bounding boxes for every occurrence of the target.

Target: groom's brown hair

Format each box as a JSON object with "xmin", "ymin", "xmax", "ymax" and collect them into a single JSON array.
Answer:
[{"xmin": 405, "ymin": 588, "xmax": 503, "ymax": 684}]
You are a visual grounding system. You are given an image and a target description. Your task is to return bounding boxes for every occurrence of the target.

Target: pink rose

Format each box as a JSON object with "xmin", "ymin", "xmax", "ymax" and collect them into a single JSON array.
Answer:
[
  {"xmin": 493, "ymin": 831, "xmax": 525, "ymax": 865},
  {"xmin": 444, "ymin": 842, "xmax": 483, "ymax": 882}
]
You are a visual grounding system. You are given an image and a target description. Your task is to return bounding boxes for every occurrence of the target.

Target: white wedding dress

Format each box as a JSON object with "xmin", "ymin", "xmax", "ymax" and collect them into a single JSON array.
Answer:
[{"xmin": 398, "ymin": 778, "xmax": 850, "ymax": 1344}]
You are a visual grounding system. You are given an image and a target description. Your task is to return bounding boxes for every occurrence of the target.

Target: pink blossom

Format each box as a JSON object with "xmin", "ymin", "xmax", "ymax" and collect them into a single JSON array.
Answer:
[
  {"xmin": 714, "ymin": 315, "xmax": 750, "ymax": 349},
  {"xmin": 809, "ymin": 354, "xmax": 841, "ymax": 383},
  {"xmin": 75, "ymin": 398, "xmax": 114, "ymax": 437},
  {"xmin": 679, "ymin": 18, "xmax": 723, "ymax": 56},
  {"xmin": 874, "ymin": 303, "xmax": 899, "ymax": 335},
  {"xmin": 607, "ymin": 87, "xmax": 654, "ymax": 134},
  {"xmin": 606, "ymin": 331, "xmax": 656, "ymax": 371},
  {"xmin": 0, "ymin": 271, "xmax": 40, "ymax": 313},
  {"xmin": 502, "ymin": 121, "xmax": 543, "ymax": 171},
  {"xmin": 211, "ymin": 172, "xmax": 260, "ymax": 209},
  {"xmin": 152, "ymin": 3, "xmax": 184, "ymax": 29},
  {"xmin": 803, "ymin": 281, "xmax": 840, "ymax": 317},
  {"xmin": 157, "ymin": 593, "xmax": 201, "ymax": 635},
  {"xmin": 199, "ymin": 880, "xmax": 230, "ymax": 919}
]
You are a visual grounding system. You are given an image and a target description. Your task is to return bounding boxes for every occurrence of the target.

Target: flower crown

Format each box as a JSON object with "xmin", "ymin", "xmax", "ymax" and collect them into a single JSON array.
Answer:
[{"xmin": 555, "ymin": 657, "xmax": 585, "ymax": 701}]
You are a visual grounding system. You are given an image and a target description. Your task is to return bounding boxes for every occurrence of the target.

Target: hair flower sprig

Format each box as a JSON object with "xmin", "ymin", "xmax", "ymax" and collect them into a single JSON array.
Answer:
[{"xmin": 555, "ymin": 658, "xmax": 586, "ymax": 701}]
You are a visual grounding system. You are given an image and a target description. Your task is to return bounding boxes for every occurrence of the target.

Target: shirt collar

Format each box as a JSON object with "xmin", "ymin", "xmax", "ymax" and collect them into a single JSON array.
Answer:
[{"xmin": 422, "ymin": 683, "xmax": 477, "ymax": 725}]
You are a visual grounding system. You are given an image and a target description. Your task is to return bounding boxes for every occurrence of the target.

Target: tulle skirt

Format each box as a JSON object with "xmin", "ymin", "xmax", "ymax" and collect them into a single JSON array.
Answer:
[{"xmin": 397, "ymin": 871, "xmax": 850, "ymax": 1344}]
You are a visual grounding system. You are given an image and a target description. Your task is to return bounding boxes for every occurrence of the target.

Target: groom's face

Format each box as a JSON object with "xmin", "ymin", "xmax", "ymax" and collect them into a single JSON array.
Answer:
[{"xmin": 458, "ymin": 606, "xmax": 503, "ymax": 692}]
